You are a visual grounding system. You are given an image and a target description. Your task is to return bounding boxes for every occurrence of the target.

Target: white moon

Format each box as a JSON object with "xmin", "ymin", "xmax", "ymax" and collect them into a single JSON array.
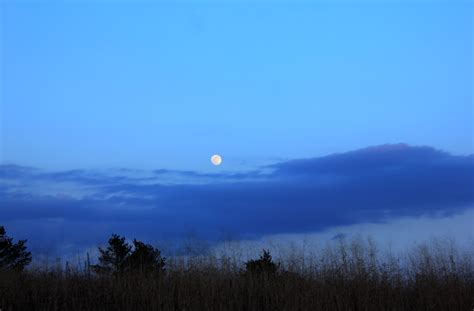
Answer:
[{"xmin": 211, "ymin": 154, "xmax": 222, "ymax": 166}]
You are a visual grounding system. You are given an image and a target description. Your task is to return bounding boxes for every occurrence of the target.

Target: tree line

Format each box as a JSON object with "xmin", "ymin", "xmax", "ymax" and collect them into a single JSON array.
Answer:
[{"xmin": 0, "ymin": 226, "xmax": 278, "ymax": 275}]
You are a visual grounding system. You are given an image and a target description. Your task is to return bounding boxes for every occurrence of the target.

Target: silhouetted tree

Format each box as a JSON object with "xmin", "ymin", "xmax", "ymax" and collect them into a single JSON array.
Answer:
[
  {"xmin": 0, "ymin": 226, "xmax": 32, "ymax": 271},
  {"xmin": 125, "ymin": 239, "xmax": 166, "ymax": 274},
  {"xmin": 92, "ymin": 234, "xmax": 131, "ymax": 275},
  {"xmin": 245, "ymin": 249, "xmax": 279, "ymax": 275},
  {"xmin": 93, "ymin": 234, "xmax": 165, "ymax": 276}
]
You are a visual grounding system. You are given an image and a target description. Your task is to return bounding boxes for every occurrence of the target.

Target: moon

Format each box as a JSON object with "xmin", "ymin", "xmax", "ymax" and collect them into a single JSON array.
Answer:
[{"xmin": 211, "ymin": 154, "xmax": 222, "ymax": 166}]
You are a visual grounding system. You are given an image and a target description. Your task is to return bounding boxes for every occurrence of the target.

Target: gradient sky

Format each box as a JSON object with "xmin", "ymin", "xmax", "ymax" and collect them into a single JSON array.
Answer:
[
  {"xmin": 2, "ymin": 0, "xmax": 472, "ymax": 171},
  {"xmin": 0, "ymin": 0, "xmax": 473, "ymax": 257}
]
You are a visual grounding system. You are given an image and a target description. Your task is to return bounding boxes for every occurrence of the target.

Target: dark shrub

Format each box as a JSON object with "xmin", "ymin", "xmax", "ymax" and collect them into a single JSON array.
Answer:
[{"xmin": 245, "ymin": 249, "xmax": 279, "ymax": 275}]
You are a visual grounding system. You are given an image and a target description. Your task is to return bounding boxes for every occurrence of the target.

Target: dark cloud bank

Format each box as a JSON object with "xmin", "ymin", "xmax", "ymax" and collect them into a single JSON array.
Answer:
[{"xmin": 1, "ymin": 144, "xmax": 473, "ymax": 254}]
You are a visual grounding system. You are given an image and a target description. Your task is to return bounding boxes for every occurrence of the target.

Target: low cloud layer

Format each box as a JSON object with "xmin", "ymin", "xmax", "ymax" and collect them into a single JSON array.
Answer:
[{"xmin": 1, "ymin": 144, "xmax": 473, "ymax": 254}]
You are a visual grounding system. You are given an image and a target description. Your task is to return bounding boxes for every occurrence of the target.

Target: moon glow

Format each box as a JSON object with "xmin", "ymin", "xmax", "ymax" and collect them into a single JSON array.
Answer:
[{"xmin": 211, "ymin": 154, "xmax": 222, "ymax": 166}]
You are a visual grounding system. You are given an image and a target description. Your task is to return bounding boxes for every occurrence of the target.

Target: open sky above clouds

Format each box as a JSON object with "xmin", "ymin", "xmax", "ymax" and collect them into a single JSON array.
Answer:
[
  {"xmin": 1, "ymin": 0, "xmax": 473, "ymax": 255},
  {"xmin": 2, "ymin": 0, "xmax": 473, "ymax": 170}
]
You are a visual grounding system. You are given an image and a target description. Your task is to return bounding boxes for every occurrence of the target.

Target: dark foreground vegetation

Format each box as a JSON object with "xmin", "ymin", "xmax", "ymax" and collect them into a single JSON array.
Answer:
[{"xmin": 1, "ymin": 226, "xmax": 473, "ymax": 310}]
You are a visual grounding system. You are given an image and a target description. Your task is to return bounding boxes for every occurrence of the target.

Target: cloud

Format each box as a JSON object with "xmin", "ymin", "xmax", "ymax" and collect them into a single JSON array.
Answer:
[
  {"xmin": 211, "ymin": 208, "xmax": 474, "ymax": 262},
  {"xmin": 1, "ymin": 144, "xmax": 473, "ymax": 254}
]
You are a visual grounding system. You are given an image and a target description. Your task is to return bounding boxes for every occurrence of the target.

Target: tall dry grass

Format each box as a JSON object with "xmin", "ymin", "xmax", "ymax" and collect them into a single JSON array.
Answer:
[{"xmin": 1, "ymin": 237, "xmax": 473, "ymax": 310}]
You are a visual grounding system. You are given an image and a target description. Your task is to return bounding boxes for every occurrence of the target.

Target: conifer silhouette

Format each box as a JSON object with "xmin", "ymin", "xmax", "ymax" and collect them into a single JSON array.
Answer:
[
  {"xmin": 0, "ymin": 226, "xmax": 32, "ymax": 271},
  {"xmin": 92, "ymin": 234, "xmax": 165, "ymax": 275}
]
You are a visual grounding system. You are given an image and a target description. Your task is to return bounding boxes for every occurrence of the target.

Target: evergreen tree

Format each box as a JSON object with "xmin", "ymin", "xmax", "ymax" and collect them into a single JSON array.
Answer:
[
  {"xmin": 93, "ymin": 234, "xmax": 166, "ymax": 275},
  {"xmin": 0, "ymin": 226, "xmax": 32, "ymax": 271},
  {"xmin": 92, "ymin": 234, "xmax": 131, "ymax": 275},
  {"xmin": 125, "ymin": 239, "xmax": 166, "ymax": 274}
]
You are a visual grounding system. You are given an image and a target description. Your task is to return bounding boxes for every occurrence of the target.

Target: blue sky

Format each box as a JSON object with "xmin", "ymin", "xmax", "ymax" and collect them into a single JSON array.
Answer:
[
  {"xmin": 2, "ymin": 0, "xmax": 472, "ymax": 170},
  {"xmin": 0, "ymin": 0, "xmax": 473, "ymax": 256}
]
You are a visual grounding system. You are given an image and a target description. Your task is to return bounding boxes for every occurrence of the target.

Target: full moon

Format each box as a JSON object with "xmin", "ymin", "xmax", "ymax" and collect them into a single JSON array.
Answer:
[{"xmin": 211, "ymin": 154, "xmax": 222, "ymax": 166}]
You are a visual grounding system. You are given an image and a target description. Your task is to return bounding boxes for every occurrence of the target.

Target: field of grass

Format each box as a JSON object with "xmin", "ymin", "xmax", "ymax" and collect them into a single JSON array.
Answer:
[{"xmin": 1, "ymin": 238, "xmax": 473, "ymax": 310}]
